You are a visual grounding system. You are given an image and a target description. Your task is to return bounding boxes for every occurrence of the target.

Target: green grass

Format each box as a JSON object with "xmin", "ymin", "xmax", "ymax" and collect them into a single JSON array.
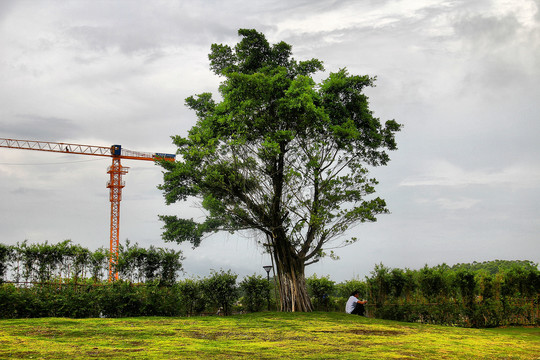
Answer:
[{"xmin": 0, "ymin": 312, "xmax": 539, "ymax": 359}]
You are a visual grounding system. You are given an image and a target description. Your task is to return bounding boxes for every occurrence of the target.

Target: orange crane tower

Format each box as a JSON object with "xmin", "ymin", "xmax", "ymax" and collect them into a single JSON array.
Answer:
[{"xmin": 0, "ymin": 138, "xmax": 175, "ymax": 280}]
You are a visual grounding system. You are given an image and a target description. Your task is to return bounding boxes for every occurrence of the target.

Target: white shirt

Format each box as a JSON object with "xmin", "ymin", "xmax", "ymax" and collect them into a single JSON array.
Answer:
[{"xmin": 345, "ymin": 295, "xmax": 358, "ymax": 314}]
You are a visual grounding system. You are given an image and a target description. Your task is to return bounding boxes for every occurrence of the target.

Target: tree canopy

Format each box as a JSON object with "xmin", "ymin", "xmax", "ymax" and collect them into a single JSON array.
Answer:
[{"xmin": 159, "ymin": 29, "xmax": 401, "ymax": 311}]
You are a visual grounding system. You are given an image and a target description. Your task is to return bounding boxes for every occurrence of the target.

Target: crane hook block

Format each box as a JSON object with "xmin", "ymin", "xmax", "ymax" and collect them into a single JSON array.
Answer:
[{"xmin": 111, "ymin": 145, "xmax": 122, "ymax": 156}]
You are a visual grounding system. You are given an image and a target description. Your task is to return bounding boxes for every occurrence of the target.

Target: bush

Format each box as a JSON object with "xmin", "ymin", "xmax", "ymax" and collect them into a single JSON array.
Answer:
[
  {"xmin": 177, "ymin": 278, "xmax": 205, "ymax": 316},
  {"xmin": 418, "ymin": 265, "xmax": 450, "ymax": 303},
  {"xmin": 97, "ymin": 281, "xmax": 144, "ymax": 317},
  {"xmin": 335, "ymin": 278, "xmax": 368, "ymax": 313},
  {"xmin": 53, "ymin": 284, "xmax": 100, "ymax": 318},
  {"xmin": 0, "ymin": 283, "xmax": 18, "ymax": 318},
  {"xmin": 336, "ymin": 278, "xmax": 367, "ymax": 299},
  {"xmin": 201, "ymin": 270, "xmax": 239, "ymax": 315},
  {"xmin": 140, "ymin": 282, "xmax": 182, "ymax": 316},
  {"xmin": 307, "ymin": 274, "xmax": 335, "ymax": 311},
  {"xmin": 366, "ymin": 263, "xmax": 391, "ymax": 305},
  {"xmin": 240, "ymin": 274, "xmax": 271, "ymax": 312}
]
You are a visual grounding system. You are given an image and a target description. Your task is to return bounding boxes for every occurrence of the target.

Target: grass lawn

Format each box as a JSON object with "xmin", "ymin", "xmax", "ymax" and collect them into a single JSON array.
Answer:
[{"xmin": 0, "ymin": 312, "xmax": 539, "ymax": 359}]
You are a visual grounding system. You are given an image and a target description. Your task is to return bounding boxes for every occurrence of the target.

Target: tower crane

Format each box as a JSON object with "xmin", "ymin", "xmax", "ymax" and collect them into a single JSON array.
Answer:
[{"xmin": 0, "ymin": 137, "xmax": 175, "ymax": 281}]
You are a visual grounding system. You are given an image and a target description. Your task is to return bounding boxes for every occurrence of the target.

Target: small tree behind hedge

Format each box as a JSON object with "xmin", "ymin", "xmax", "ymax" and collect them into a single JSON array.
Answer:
[
  {"xmin": 1, "ymin": 240, "xmax": 184, "ymax": 284},
  {"xmin": 0, "ymin": 244, "xmax": 13, "ymax": 283},
  {"xmin": 117, "ymin": 241, "xmax": 184, "ymax": 283}
]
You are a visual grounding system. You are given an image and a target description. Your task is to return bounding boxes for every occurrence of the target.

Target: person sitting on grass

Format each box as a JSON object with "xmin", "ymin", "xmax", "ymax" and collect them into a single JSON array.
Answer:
[{"xmin": 346, "ymin": 290, "xmax": 368, "ymax": 316}]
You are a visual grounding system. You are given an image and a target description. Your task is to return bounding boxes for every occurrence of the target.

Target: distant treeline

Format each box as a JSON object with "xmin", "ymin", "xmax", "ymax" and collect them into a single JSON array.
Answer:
[{"xmin": 450, "ymin": 259, "xmax": 538, "ymax": 274}]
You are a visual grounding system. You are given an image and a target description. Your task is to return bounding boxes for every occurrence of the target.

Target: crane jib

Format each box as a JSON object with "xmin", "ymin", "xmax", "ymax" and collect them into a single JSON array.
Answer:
[
  {"xmin": 0, "ymin": 138, "xmax": 175, "ymax": 161},
  {"xmin": 0, "ymin": 138, "xmax": 111, "ymax": 156}
]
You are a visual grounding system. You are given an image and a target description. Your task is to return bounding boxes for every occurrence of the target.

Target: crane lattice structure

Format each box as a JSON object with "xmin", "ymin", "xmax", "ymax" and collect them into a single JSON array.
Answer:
[{"xmin": 0, "ymin": 138, "xmax": 175, "ymax": 281}]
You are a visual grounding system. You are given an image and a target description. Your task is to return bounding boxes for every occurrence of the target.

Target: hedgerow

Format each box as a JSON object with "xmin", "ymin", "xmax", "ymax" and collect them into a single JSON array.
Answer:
[
  {"xmin": 363, "ymin": 262, "xmax": 540, "ymax": 327},
  {"xmin": 0, "ymin": 240, "xmax": 538, "ymax": 326}
]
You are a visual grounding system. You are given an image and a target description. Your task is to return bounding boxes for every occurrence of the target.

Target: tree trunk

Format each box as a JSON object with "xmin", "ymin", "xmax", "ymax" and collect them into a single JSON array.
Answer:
[{"xmin": 272, "ymin": 240, "xmax": 312, "ymax": 312}]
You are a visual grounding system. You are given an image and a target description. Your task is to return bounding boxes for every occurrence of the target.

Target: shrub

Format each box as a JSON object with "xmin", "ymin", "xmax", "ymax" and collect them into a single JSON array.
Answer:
[
  {"xmin": 336, "ymin": 278, "xmax": 367, "ymax": 299},
  {"xmin": 201, "ymin": 270, "xmax": 239, "ymax": 315},
  {"xmin": 98, "ymin": 281, "xmax": 144, "ymax": 317},
  {"xmin": 140, "ymin": 282, "xmax": 182, "ymax": 316},
  {"xmin": 177, "ymin": 278, "xmax": 206, "ymax": 316},
  {"xmin": 367, "ymin": 263, "xmax": 391, "ymax": 305},
  {"xmin": 418, "ymin": 265, "xmax": 450, "ymax": 303},
  {"xmin": 240, "ymin": 274, "xmax": 271, "ymax": 312},
  {"xmin": 0, "ymin": 283, "xmax": 18, "ymax": 318},
  {"xmin": 306, "ymin": 274, "xmax": 335, "ymax": 311}
]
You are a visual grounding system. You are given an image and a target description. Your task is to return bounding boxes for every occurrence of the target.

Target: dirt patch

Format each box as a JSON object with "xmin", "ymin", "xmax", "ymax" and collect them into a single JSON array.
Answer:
[
  {"xmin": 348, "ymin": 329, "xmax": 405, "ymax": 336},
  {"xmin": 314, "ymin": 329, "xmax": 404, "ymax": 336},
  {"xmin": 25, "ymin": 328, "xmax": 63, "ymax": 338}
]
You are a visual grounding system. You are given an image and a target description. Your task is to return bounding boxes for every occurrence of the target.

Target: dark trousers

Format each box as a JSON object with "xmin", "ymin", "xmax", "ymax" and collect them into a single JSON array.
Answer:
[{"xmin": 351, "ymin": 302, "xmax": 365, "ymax": 316}]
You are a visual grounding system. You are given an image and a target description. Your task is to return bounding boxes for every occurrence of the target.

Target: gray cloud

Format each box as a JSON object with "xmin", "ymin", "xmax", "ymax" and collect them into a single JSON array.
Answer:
[
  {"xmin": 0, "ymin": 0, "xmax": 16, "ymax": 22},
  {"xmin": 450, "ymin": 7, "xmax": 540, "ymax": 90},
  {"xmin": 1, "ymin": 115, "xmax": 82, "ymax": 140},
  {"xmin": 60, "ymin": 2, "xmax": 243, "ymax": 57},
  {"xmin": 453, "ymin": 13, "xmax": 520, "ymax": 44}
]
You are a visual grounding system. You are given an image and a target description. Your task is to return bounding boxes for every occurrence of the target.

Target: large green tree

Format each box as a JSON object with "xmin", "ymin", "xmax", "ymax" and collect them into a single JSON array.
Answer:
[{"xmin": 159, "ymin": 29, "xmax": 401, "ymax": 312}]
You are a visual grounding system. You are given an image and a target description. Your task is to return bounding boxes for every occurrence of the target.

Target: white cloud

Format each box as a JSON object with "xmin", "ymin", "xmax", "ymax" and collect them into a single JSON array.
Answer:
[
  {"xmin": 417, "ymin": 197, "xmax": 481, "ymax": 210},
  {"xmin": 400, "ymin": 160, "xmax": 540, "ymax": 188}
]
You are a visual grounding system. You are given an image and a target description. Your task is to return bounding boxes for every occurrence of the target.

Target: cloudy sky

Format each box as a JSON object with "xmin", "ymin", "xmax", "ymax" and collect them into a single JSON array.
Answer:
[{"xmin": 1, "ymin": 0, "xmax": 539, "ymax": 282}]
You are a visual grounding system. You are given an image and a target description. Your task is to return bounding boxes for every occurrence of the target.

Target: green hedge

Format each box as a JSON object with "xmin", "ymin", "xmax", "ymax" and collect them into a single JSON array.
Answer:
[
  {"xmin": 1, "ymin": 239, "xmax": 538, "ymax": 327},
  {"xmin": 305, "ymin": 262, "xmax": 539, "ymax": 327},
  {"xmin": 0, "ymin": 271, "xmax": 250, "ymax": 318},
  {"xmin": 365, "ymin": 263, "xmax": 540, "ymax": 327},
  {"xmin": 0, "ymin": 281, "xmax": 183, "ymax": 318}
]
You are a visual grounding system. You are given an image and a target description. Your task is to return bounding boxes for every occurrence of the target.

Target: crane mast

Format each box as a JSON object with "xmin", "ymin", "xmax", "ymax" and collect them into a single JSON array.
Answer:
[
  {"xmin": 0, "ymin": 138, "xmax": 175, "ymax": 281},
  {"xmin": 107, "ymin": 157, "xmax": 128, "ymax": 281}
]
